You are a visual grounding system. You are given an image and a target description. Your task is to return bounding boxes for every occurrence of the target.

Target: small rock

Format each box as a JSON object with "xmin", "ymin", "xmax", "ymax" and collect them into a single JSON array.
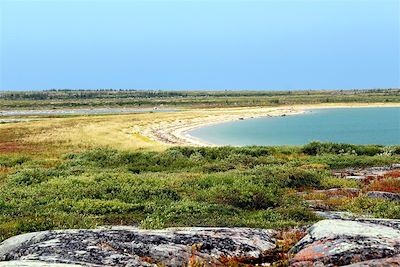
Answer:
[
  {"xmin": 366, "ymin": 191, "xmax": 400, "ymax": 201},
  {"xmin": 391, "ymin": 163, "xmax": 400, "ymax": 169}
]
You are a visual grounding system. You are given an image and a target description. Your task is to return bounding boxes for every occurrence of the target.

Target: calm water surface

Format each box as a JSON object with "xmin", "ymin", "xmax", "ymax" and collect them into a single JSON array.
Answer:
[{"xmin": 189, "ymin": 108, "xmax": 400, "ymax": 146}]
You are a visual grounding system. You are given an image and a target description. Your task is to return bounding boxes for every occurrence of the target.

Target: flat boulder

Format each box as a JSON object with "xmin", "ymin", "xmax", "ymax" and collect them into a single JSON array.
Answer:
[
  {"xmin": 0, "ymin": 227, "xmax": 276, "ymax": 266},
  {"xmin": 289, "ymin": 219, "xmax": 400, "ymax": 266}
]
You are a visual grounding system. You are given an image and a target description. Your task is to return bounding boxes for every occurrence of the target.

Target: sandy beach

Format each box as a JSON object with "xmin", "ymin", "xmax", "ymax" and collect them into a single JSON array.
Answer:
[{"xmin": 140, "ymin": 103, "xmax": 400, "ymax": 146}]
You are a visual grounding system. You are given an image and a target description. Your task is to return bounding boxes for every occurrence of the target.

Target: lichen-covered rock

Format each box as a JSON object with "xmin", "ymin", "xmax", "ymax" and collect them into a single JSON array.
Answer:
[
  {"xmin": 342, "ymin": 254, "xmax": 400, "ymax": 266},
  {"xmin": 366, "ymin": 191, "xmax": 400, "ymax": 201},
  {"xmin": 289, "ymin": 219, "xmax": 400, "ymax": 266},
  {"xmin": 0, "ymin": 227, "xmax": 276, "ymax": 267}
]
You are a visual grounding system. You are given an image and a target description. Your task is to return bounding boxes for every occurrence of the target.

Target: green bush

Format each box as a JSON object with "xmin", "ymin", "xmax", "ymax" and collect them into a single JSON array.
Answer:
[
  {"xmin": 302, "ymin": 142, "xmax": 384, "ymax": 156},
  {"xmin": 9, "ymin": 168, "xmax": 60, "ymax": 186},
  {"xmin": 57, "ymin": 199, "xmax": 143, "ymax": 215},
  {"xmin": 209, "ymin": 183, "xmax": 282, "ymax": 209},
  {"xmin": 320, "ymin": 177, "xmax": 360, "ymax": 189}
]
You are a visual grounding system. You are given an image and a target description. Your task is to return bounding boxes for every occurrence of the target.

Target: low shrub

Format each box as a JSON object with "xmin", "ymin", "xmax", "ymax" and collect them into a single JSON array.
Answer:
[
  {"xmin": 0, "ymin": 155, "xmax": 30, "ymax": 167},
  {"xmin": 344, "ymin": 196, "xmax": 400, "ymax": 219},
  {"xmin": 302, "ymin": 142, "xmax": 384, "ymax": 156},
  {"xmin": 8, "ymin": 168, "xmax": 60, "ymax": 186},
  {"xmin": 57, "ymin": 199, "xmax": 144, "ymax": 215},
  {"xmin": 0, "ymin": 143, "xmax": 399, "ymax": 241}
]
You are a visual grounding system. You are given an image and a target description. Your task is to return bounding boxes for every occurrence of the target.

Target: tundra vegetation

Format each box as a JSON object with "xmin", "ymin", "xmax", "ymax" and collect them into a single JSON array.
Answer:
[
  {"xmin": 0, "ymin": 90, "xmax": 399, "ymax": 251},
  {"xmin": 0, "ymin": 141, "xmax": 399, "ymax": 242}
]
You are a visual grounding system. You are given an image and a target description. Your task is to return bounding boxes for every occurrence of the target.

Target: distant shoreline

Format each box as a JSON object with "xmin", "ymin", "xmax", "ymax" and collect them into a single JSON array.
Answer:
[{"xmin": 142, "ymin": 103, "xmax": 400, "ymax": 146}]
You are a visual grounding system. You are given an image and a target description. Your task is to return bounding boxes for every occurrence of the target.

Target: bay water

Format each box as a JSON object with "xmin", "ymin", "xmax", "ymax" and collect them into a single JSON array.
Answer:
[{"xmin": 188, "ymin": 107, "xmax": 400, "ymax": 146}]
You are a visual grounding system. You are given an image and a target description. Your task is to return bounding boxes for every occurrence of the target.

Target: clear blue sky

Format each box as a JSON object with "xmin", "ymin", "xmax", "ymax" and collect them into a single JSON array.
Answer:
[{"xmin": 0, "ymin": 0, "xmax": 399, "ymax": 91}]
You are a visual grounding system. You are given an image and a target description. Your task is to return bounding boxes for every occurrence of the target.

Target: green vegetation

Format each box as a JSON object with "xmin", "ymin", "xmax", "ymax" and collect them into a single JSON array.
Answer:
[
  {"xmin": 345, "ymin": 197, "xmax": 400, "ymax": 219},
  {"xmin": 1, "ymin": 88, "xmax": 399, "ymax": 109},
  {"xmin": 1, "ymin": 143, "xmax": 399, "ymax": 242}
]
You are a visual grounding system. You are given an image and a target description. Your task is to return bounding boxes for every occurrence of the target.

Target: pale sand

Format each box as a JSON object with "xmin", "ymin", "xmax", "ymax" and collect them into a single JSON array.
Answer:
[{"xmin": 140, "ymin": 103, "xmax": 400, "ymax": 146}]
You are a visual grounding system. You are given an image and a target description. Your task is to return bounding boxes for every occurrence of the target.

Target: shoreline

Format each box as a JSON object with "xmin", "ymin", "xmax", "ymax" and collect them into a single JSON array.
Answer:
[{"xmin": 141, "ymin": 103, "xmax": 400, "ymax": 146}]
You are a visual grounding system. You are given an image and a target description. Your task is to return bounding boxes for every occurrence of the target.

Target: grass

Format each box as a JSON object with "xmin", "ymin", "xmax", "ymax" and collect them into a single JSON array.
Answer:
[{"xmin": 0, "ymin": 112, "xmax": 172, "ymax": 153}]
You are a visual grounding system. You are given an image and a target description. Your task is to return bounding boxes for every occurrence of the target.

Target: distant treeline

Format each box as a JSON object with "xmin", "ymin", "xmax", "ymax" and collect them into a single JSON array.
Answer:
[{"xmin": 0, "ymin": 89, "xmax": 399, "ymax": 109}]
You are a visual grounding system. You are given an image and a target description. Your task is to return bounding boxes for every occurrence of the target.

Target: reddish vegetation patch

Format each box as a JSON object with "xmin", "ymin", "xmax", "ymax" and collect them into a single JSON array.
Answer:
[
  {"xmin": 362, "ymin": 169, "xmax": 400, "ymax": 193},
  {"xmin": 219, "ymin": 255, "xmax": 258, "ymax": 266},
  {"xmin": 367, "ymin": 179, "xmax": 400, "ymax": 193},
  {"xmin": 363, "ymin": 173, "xmax": 399, "ymax": 185},
  {"xmin": 384, "ymin": 170, "xmax": 400, "ymax": 179},
  {"xmin": 276, "ymin": 230, "xmax": 307, "ymax": 252},
  {"xmin": 0, "ymin": 142, "xmax": 30, "ymax": 153},
  {"xmin": 188, "ymin": 244, "xmax": 226, "ymax": 266},
  {"xmin": 261, "ymin": 230, "xmax": 307, "ymax": 266},
  {"xmin": 362, "ymin": 175, "xmax": 380, "ymax": 185},
  {"xmin": 139, "ymin": 256, "xmax": 156, "ymax": 264}
]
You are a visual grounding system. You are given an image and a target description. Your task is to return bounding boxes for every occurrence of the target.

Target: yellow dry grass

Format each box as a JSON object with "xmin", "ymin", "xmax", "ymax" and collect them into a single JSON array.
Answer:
[
  {"xmin": 16, "ymin": 114, "xmax": 170, "ymax": 153},
  {"xmin": 0, "ymin": 110, "xmax": 209, "ymax": 155}
]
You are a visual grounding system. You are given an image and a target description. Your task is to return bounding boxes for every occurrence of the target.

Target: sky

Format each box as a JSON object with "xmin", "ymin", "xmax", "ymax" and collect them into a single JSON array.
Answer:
[{"xmin": 0, "ymin": 0, "xmax": 399, "ymax": 91}]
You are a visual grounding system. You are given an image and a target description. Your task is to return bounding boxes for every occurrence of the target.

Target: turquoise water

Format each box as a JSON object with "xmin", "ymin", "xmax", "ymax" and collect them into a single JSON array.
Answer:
[{"xmin": 189, "ymin": 108, "xmax": 400, "ymax": 146}]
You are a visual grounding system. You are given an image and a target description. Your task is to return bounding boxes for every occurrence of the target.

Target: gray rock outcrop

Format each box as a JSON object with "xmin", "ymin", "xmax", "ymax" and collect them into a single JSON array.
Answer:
[{"xmin": 0, "ymin": 227, "xmax": 276, "ymax": 266}]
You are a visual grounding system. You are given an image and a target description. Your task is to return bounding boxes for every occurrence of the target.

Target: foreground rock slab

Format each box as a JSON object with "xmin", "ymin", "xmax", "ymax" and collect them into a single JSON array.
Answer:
[
  {"xmin": 0, "ymin": 227, "xmax": 276, "ymax": 266},
  {"xmin": 289, "ymin": 219, "xmax": 400, "ymax": 266}
]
